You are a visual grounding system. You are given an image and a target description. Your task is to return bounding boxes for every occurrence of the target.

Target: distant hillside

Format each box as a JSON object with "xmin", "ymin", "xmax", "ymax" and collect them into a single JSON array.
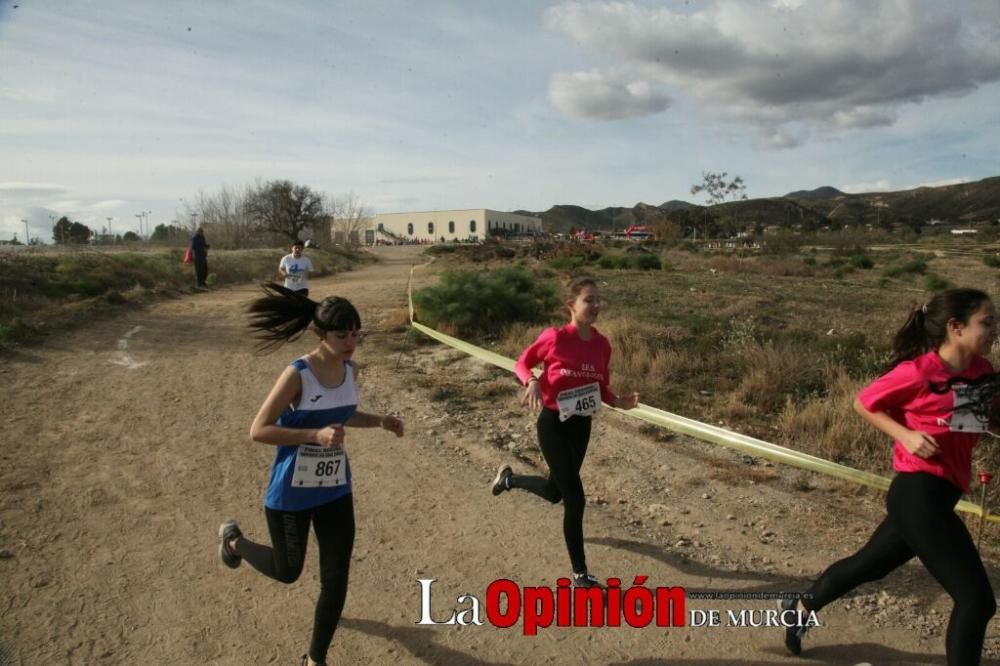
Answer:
[
  {"xmin": 659, "ymin": 200, "xmax": 700, "ymax": 211},
  {"xmin": 534, "ymin": 201, "xmax": 703, "ymax": 234},
  {"xmin": 793, "ymin": 177, "xmax": 1000, "ymax": 226},
  {"xmin": 783, "ymin": 186, "xmax": 845, "ymax": 200},
  {"xmin": 523, "ymin": 175, "xmax": 1000, "ymax": 234}
]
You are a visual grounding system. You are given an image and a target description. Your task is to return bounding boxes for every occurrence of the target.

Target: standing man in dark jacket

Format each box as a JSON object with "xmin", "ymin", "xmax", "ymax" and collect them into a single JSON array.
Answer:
[{"xmin": 191, "ymin": 227, "xmax": 210, "ymax": 288}]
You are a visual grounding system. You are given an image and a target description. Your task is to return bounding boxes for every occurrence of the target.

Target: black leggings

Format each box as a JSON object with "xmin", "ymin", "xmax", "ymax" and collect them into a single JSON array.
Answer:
[
  {"xmin": 235, "ymin": 494, "xmax": 355, "ymax": 664},
  {"xmin": 804, "ymin": 472, "xmax": 995, "ymax": 666},
  {"xmin": 509, "ymin": 408, "xmax": 591, "ymax": 574}
]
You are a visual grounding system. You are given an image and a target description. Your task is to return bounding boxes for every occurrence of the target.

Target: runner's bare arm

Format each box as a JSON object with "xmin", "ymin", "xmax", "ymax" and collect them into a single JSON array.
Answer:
[
  {"xmin": 250, "ymin": 365, "xmax": 344, "ymax": 447},
  {"xmin": 612, "ymin": 392, "xmax": 640, "ymax": 409},
  {"xmin": 853, "ymin": 397, "xmax": 939, "ymax": 457},
  {"xmin": 344, "ymin": 411, "xmax": 404, "ymax": 437}
]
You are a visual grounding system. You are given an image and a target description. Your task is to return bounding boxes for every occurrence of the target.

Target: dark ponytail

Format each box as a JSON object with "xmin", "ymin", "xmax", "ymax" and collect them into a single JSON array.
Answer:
[
  {"xmin": 248, "ymin": 283, "xmax": 361, "ymax": 351},
  {"xmin": 888, "ymin": 288, "xmax": 991, "ymax": 369}
]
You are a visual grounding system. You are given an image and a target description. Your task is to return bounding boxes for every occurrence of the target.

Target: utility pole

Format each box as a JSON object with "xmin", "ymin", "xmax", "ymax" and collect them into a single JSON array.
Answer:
[
  {"xmin": 21, "ymin": 219, "xmax": 29, "ymax": 244},
  {"xmin": 106, "ymin": 216, "xmax": 114, "ymax": 242}
]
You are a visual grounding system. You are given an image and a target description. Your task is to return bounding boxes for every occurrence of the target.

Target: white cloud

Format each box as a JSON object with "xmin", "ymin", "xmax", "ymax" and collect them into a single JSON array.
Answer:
[
  {"xmin": 545, "ymin": 1, "xmax": 1000, "ymax": 146},
  {"xmin": 548, "ymin": 70, "xmax": 672, "ymax": 120},
  {"xmin": 0, "ymin": 182, "xmax": 67, "ymax": 196},
  {"xmin": 904, "ymin": 176, "xmax": 973, "ymax": 189},
  {"xmin": 842, "ymin": 176, "xmax": 973, "ymax": 193},
  {"xmin": 841, "ymin": 179, "xmax": 892, "ymax": 193},
  {"xmin": 91, "ymin": 199, "xmax": 126, "ymax": 210}
]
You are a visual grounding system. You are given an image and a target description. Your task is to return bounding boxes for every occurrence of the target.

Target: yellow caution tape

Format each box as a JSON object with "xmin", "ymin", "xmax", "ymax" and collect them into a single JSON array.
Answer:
[{"xmin": 406, "ymin": 264, "xmax": 1000, "ymax": 523}]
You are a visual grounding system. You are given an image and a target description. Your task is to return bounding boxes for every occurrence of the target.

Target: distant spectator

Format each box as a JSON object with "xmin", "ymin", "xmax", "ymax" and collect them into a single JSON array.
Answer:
[
  {"xmin": 279, "ymin": 240, "xmax": 316, "ymax": 296},
  {"xmin": 190, "ymin": 227, "xmax": 210, "ymax": 289}
]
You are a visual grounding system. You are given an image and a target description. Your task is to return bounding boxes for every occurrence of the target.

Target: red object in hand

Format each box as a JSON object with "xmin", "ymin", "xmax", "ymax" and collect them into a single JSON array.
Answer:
[{"xmin": 979, "ymin": 471, "xmax": 993, "ymax": 485}]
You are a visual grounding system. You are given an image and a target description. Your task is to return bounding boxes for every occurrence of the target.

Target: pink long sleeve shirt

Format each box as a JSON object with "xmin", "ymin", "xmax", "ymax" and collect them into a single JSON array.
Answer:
[
  {"xmin": 514, "ymin": 324, "xmax": 616, "ymax": 412},
  {"xmin": 857, "ymin": 350, "xmax": 994, "ymax": 492}
]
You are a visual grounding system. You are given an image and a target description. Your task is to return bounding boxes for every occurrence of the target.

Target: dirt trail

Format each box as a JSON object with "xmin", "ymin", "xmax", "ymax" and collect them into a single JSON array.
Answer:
[{"xmin": 2, "ymin": 246, "xmax": 998, "ymax": 665}]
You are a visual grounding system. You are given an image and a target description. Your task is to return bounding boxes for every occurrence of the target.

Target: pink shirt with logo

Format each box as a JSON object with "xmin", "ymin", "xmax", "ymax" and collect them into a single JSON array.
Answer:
[
  {"xmin": 514, "ymin": 324, "xmax": 616, "ymax": 412},
  {"xmin": 858, "ymin": 350, "xmax": 994, "ymax": 492}
]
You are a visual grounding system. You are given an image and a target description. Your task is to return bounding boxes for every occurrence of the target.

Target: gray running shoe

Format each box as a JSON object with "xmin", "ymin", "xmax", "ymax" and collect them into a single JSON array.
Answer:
[
  {"xmin": 572, "ymin": 572, "xmax": 603, "ymax": 588},
  {"xmin": 491, "ymin": 464, "xmax": 513, "ymax": 496},
  {"xmin": 779, "ymin": 596, "xmax": 810, "ymax": 656},
  {"xmin": 218, "ymin": 520, "xmax": 243, "ymax": 569}
]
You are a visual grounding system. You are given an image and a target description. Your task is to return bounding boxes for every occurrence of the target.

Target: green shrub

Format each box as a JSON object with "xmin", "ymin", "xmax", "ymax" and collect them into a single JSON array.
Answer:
[
  {"xmin": 882, "ymin": 257, "xmax": 928, "ymax": 278},
  {"xmin": 548, "ymin": 255, "xmax": 587, "ymax": 271},
  {"xmin": 983, "ymin": 255, "xmax": 1000, "ymax": 268},
  {"xmin": 0, "ymin": 317, "xmax": 37, "ymax": 345},
  {"xmin": 412, "ymin": 266, "xmax": 560, "ymax": 337},
  {"xmin": 848, "ymin": 254, "xmax": 874, "ymax": 269},
  {"xmin": 924, "ymin": 274, "xmax": 951, "ymax": 291},
  {"xmin": 803, "ymin": 256, "xmax": 816, "ymax": 266},
  {"xmin": 629, "ymin": 254, "xmax": 662, "ymax": 270},
  {"xmin": 598, "ymin": 255, "xmax": 629, "ymax": 270}
]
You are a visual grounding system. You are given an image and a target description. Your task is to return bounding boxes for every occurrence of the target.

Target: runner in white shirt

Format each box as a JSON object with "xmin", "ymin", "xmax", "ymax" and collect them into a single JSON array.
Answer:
[{"xmin": 279, "ymin": 240, "xmax": 315, "ymax": 296}]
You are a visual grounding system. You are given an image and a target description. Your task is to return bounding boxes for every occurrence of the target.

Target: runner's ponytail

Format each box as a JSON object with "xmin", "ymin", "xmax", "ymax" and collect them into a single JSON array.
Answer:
[
  {"xmin": 248, "ymin": 283, "xmax": 362, "ymax": 351},
  {"xmin": 248, "ymin": 283, "xmax": 318, "ymax": 350}
]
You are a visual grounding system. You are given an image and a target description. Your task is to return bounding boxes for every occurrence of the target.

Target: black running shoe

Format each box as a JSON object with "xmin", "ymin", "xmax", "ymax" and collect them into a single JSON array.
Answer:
[
  {"xmin": 218, "ymin": 520, "xmax": 243, "ymax": 569},
  {"xmin": 780, "ymin": 596, "xmax": 810, "ymax": 656},
  {"xmin": 491, "ymin": 464, "xmax": 512, "ymax": 496},
  {"xmin": 572, "ymin": 572, "xmax": 603, "ymax": 588}
]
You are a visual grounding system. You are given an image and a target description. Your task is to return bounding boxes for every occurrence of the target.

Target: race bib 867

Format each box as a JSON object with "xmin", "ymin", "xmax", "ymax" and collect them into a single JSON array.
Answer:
[{"xmin": 291, "ymin": 445, "xmax": 348, "ymax": 488}]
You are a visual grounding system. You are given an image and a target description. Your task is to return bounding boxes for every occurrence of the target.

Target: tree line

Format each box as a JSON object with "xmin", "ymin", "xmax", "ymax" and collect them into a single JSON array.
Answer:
[{"xmin": 49, "ymin": 179, "xmax": 372, "ymax": 248}]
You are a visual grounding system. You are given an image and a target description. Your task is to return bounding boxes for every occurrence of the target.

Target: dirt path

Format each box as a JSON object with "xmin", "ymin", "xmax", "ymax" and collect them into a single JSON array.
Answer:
[{"xmin": 2, "ymin": 245, "xmax": 999, "ymax": 665}]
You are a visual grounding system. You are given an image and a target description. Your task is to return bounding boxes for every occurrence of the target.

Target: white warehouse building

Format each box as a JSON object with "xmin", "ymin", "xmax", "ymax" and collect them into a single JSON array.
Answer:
[{"xmin": 372, "ymin": 208, "xmax": 543, "ymax": 244}]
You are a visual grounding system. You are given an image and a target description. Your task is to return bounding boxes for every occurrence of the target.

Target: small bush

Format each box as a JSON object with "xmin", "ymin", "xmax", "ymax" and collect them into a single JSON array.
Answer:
[
  {"xmin": 924, "ymin": 274, "xmax": 951, "ymax": 291},
  {"xmin": 983, "ymin": 255, "xmax": 1000, "ymax": 268},
  {"xmin": 0, "ymin": 317, "xmax": 37, "ymax": 345},
  {"xmin": 548, "ymin": 255, "xmax": 588, "ymax": 271},
  {"xmin": 598, "ymin": 255, "xmax": 629, "ymax": 270},
  {"xmin": 882, "ymin": 257, "xmax": 928, "ymax": 278},
  {"xmin": 412, "ymin": 265, "xmax": 560, "ymax": 338},
  {"xmin": 629, "ymin": 254, "xmax": 662, "ymax": 270},
  {"xmin": 848, "ymin": 254, "xmax": 874, "ymax": 269}
]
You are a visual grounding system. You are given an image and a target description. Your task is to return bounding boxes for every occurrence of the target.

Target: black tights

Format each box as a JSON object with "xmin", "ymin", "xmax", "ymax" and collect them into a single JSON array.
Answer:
[
  {"xmin": 235, "ymin": 494, "xmax": 355, "ymax": 664},
  {"xmin": 804, "ymin": 472, "xmax": 995, "ymax": 666},
  {"xmin": 509, "ymin": 408, "xmax": 591, "ymax": 573}
]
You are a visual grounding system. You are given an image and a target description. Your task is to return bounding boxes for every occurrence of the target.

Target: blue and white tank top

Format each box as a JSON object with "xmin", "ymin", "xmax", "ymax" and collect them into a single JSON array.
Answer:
[{"xmin": 264, "ymin": 358, "xmax": 358, "ymax": 511}]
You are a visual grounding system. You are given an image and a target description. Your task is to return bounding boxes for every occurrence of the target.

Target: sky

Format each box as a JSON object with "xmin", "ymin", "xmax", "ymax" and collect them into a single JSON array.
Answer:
[{"xmin": 1, "ymin": 0, "xmax": 999, "ymax": 242}]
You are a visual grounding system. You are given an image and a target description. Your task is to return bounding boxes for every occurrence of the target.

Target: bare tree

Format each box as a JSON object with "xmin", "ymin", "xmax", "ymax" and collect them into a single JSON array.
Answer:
[
  {"xmin": 244, "ymin": 179, "xmax": 326, "ymax": 242},
  {"xmin": 330, "ymin": 192, "xmax": 373, "ymax": 246},
  {"xmin": 183, "ymin": 184, "xmax": 258, "ymax": 247}
]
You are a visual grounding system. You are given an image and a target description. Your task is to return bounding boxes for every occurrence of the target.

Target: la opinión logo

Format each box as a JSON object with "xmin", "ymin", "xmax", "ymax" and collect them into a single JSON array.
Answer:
[
  {"xmin": 416, "ymin": 579, "xmax": 820, "ymax": 635},
  {"xmin": 416, "ymin": 576, "xmax": 685, "ymax": 635}
]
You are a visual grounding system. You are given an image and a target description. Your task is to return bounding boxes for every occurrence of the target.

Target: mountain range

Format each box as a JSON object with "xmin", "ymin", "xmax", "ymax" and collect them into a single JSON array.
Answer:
[{"xmin": 517, "ymin": 176, "xmax": 1000, "ymax": 234}]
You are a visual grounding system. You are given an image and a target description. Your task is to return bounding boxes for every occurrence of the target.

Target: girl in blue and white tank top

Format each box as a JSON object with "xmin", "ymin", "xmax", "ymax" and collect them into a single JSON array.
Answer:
[{"xmin": 216, "ymin": 284, "xmax": 404, "ymax": 666}]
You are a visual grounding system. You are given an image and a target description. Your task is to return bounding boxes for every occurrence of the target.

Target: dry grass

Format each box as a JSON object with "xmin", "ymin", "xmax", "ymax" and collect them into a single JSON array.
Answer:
[
  {"xmin": 425, "ymin": 238, "xmax": 1000, "ymax": 475},
  {"xmin": 380, "ymin": 307, "xmax": 411, "ymax": 332}
]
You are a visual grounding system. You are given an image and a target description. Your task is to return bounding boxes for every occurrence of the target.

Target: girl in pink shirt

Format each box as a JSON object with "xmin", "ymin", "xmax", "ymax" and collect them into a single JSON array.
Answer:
[
  {"xmin": 783, "ymin": 288, "xmax": 997, "ymax": 665},
  {"xmin": 490, "ymin": 276, "xmax": 639, "ymax": 587}
]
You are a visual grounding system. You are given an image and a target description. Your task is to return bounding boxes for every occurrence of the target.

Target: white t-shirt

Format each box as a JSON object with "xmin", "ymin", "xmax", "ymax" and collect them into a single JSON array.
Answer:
[{"xmin": 279, "ymin": 254, "xmax": 313, "ymax": 291}]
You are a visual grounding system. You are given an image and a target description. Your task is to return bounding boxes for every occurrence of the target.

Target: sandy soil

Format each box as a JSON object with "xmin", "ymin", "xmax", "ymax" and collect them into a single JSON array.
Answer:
[{"xmin": 2, "ymin": 245, "xmax": 1000, "ymax": 665}]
